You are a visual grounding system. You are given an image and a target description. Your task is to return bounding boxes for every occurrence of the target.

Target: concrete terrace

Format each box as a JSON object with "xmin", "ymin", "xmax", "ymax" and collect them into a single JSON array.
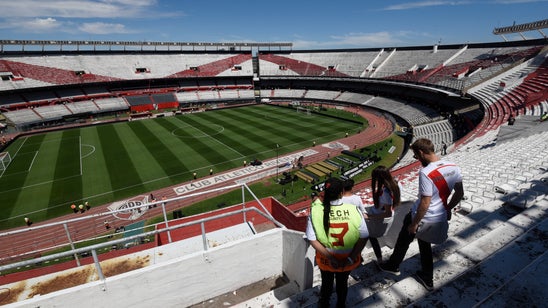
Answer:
[{"xmin": 247, "ymin": 118, "xmax": 548, "ymax": 308}]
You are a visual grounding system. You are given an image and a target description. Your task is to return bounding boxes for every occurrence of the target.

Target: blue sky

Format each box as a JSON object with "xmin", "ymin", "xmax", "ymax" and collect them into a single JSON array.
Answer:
[{"xmin": 0, "ymin": 0, "xmax": 546, "ymax": 49}]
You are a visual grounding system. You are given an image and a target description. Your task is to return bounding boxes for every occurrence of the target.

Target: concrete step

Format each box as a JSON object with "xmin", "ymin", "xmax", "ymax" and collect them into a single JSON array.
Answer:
[
  {"xmin": 235, "ymin": 187, "xmax": 547, "ymax": 307},
  {"xmin": 249, "ymin": 196, "xmax": 548, "ymax": 307},
  {"xmin": 413, "ymin": 203, "xmax": 548, "ymax": 306},
  {"xmin": 350, "ymin": 199, "xmax": 547, "ymax": 307}
]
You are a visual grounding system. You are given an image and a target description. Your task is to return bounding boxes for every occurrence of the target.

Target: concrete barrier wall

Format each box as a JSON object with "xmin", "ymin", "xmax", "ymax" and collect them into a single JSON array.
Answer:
[
  {"xmin": 282, "ymin": 229, "xmax": 313, "ymax": 292},
  {"xmin": 7, "ymin": 228, "xmax": 302, "ymax": 308}
]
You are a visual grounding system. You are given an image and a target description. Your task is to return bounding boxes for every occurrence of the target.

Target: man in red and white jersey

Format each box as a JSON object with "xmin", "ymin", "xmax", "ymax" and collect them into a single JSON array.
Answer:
[{"xmin": 379, "ymin": 138, "xmax": 464, "ymax": 291}]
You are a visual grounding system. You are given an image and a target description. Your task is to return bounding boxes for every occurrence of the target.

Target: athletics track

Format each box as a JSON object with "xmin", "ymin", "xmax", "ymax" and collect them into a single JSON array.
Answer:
[{"xmin": 0, "ymin": 106, "xmax": 394, "ymax": 270}]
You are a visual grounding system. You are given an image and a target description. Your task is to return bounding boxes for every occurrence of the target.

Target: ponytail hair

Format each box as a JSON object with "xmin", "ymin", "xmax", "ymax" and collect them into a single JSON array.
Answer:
[
  {"xmin": 371, "ymin": 165, "xmax": 401, "ymax": 209},
  {"xmin": 322, "ymin": 177, "xmax": 344, "ymax": 232}
]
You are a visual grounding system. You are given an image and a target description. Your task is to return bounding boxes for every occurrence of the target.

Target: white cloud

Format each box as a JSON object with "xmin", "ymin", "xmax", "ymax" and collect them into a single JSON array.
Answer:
[
  {"xmin": 79, "ymin": 22, "xmax": 132, "ymax": 34},
  {"xmin": 17, "ymin": 18, "xmax": 64, "ymax": 33},
  {"xmin": 330, "ymin": 32, "xmax": 401, "ymax": 46},
  {"xmin": 1, "ymin": 1, "xmax": 119, "ymax": 18},
  {"xmin": 492, "ymin": 0, "xmax": 548, "ymax": 3},
  {"xmin": 292, "ymin": 32, "xmax": 406, "ymax": 49},
  {"xmin": 0, "ymin": 0, "xmax": 180, "ymax": 35},
  {"xmin": 101, "ymin": 0, "xmax": 157, "ymax": 6},
  {"xmin": 0, "ymin": 0, "xmax": 165, "ymax": 18},
  {"xmin": 0, "ymin": 18, "xmax": 133, "ymax": 35},
  {"xmin": 287, "ymin": 29, "xmax": 445, "ymax": 49},
  {"xmin": 382, "ymin": 1, "xmax": 470, "ymax": 10}
]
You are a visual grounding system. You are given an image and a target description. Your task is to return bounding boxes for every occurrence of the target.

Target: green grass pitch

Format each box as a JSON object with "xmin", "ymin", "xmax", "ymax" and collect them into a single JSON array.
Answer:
[{"xmin": 0, "ymin": 105, "xmax": 364, "ymax": 229}]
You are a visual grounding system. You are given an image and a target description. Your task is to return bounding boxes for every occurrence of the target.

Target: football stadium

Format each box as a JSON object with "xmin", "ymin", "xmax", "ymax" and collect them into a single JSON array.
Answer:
[{"xmin": 0, "ymin": 18, "xmax": 547, "ymax": 307}]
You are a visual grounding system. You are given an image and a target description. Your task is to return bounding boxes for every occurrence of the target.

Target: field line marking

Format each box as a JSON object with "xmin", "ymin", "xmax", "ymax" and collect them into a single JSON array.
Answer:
[
  {"xmin": 22, "ymin": 136, "xmax": 80, "ymax": 148},
  {"xmin": 81, "ymin": 144, "xmax": 96, "ymax": 159},
  {"xmin": 171, "ymin": 124, "xmax": 225, "ymax": 138},
  {"xmin": 27, "ymin": 151, "xmax": 38, "ymax": 172},
  {"xmin": 184, "ymin": 121, "xmax": 245, "ymax": 157},
  {"xmin": 0, "ymin": 174, "xmax": 81, "ymax": 195},
  {"xmin": 0, "ymin": 169, "xmax": 29, "ymax": 178},
  {"xmin": 12, "ymin": 136, "xmax": 28, "ymax": 159},
  {"xmin": 0, "ymin": 134, "xmax": 336, "ymax": 215}
]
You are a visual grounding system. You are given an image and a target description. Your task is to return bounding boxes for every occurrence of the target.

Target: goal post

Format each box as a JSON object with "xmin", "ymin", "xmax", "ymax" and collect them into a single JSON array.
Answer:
[
  {"xmin": 0, "ymin": 151, "xmax": 11, "ymax": 171},
  {"xmin": 296, "ymin": 106, "xmax": 311, "ymax": 116}
]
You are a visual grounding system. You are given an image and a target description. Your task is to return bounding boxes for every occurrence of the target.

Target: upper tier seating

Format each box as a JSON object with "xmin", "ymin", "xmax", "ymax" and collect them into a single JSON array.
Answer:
[
  {"xmin": 373, "ymin": 48, "xmax": 456, "ymax": 78},
  {"xmin": 258, "ymin": 44, "xmax": 545, "ymax": 92},
  {"xmin": 0, "ymin": 54, "xmax": 253, "ymax": 91},
  {"xmin": 259, "ymin": 53, "xmax": 350, "ymax": 77},
  {"xmin": 463, "ymin": 51, "xmax": 548, "ymax": 143}
]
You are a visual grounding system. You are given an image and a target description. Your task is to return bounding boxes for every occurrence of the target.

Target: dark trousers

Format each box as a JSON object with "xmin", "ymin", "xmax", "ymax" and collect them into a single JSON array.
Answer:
[
  {"xmin": 387, "ymin": 212, "xmax": 433, "ymax": 280},
  {"xmin": 369, "ymin": 237, "xmax": 382, "ymax": 261},
  {"xmin": 319, "ymin": 269, "xmax": 351, "ymax": 308}
]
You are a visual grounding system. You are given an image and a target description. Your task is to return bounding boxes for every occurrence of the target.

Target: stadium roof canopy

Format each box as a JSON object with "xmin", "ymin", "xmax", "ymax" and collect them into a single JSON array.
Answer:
[
  {"xmin": 0, "ymin": 39, "xmax": 293, "ymax": 52},
  {"xmin": 493, "ymin": 19, "xmax": 548, "ymax": 41}
]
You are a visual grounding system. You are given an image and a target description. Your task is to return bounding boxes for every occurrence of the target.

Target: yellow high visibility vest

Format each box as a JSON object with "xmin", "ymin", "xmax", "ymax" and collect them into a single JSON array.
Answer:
[{"xmin": 310, "ymin": 198, "xmax": 363, "ymax": 271}]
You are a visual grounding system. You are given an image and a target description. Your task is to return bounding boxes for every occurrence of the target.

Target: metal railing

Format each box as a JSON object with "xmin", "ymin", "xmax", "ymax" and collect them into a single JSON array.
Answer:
[
  {"xmin": 0, "ymin": 206, "xmax": 284, "ymax": 274},
  {"xmin": 0, "ymin": 182, "xmax": 285, "ymax": 274}
]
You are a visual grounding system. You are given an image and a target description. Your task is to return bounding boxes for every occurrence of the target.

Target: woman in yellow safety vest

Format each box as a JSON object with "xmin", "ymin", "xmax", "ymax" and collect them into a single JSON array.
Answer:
[{"xmin": 306, "ymin": 177, "xmax": 369, "ymax": 308}]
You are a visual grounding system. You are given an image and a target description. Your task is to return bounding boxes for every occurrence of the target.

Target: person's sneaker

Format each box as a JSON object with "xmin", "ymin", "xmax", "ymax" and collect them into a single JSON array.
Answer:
[
  {"xmin": 377, "ymin": 262, "xmax": 400, "ymax": 275},
  {"xmin": 415, "ymin": 271, "xmax": 434, "ymax": 291}
]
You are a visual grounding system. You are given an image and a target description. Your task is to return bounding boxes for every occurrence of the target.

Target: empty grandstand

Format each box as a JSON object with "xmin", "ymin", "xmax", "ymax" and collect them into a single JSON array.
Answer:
[{"xmin": 0, "ymin": 31, "xmax": 547, "ymax": 308}]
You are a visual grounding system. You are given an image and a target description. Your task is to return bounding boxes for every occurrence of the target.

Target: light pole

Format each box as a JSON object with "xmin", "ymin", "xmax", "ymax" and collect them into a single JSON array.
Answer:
[{"xmin": 276, "ymin": 143, "xmax": 280, "ymax": 181}]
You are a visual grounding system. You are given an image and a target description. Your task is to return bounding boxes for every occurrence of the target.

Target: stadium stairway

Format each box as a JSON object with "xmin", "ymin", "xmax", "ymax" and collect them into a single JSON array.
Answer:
[
  {"xmin": 412, "ymin": 202, "xmax": 548, "ymax": 307},
  {"xmin": 233, "ymin": 196, "xmax": 547, "ymax": 307},
  {"xmin": 234, "ymin": 125, "xmax": 548, "ymax": 307}
]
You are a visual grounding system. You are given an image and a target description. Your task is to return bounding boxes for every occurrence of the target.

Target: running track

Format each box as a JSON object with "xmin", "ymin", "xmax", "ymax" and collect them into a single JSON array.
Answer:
[{"xmin": 0, "ymin": 106, "xmax": 394, "ymax": 264}]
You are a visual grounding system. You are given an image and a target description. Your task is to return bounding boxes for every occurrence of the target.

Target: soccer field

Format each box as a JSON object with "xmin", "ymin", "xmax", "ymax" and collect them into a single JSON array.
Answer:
[{"xmin": 0, "ymin": 105, "xmax": 363, "ymax": 229}]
